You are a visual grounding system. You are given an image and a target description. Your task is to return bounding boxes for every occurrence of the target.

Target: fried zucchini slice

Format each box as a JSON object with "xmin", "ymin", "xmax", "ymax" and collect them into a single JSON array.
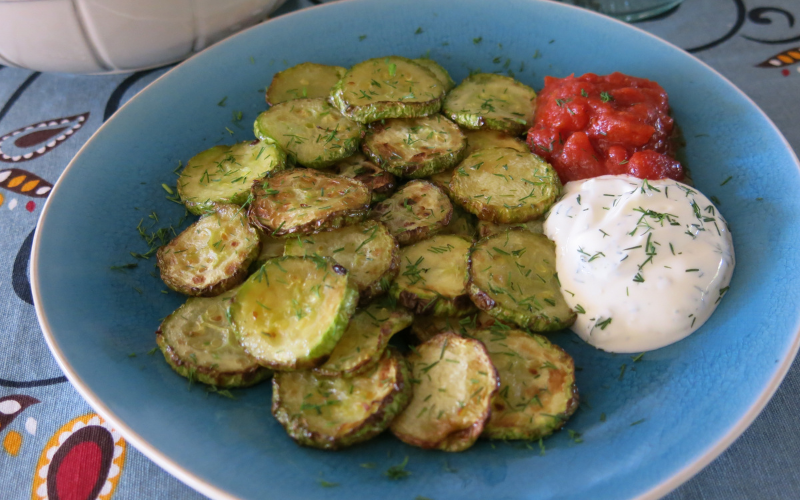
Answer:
[
  {"xmin": 229, "ymin": 256, "xmax": 359, "ymax": 370},
  {"xmin": 249, "ymin": 169, "xmax": 370, "ymax": 237},
  {"xmin": 272, "ymin": 348, "xmax": 412, "ymax": 450},
  {"xmin": 411, "ymin": 311, "xmax": 501, "ymax": 343},
  {"xmin": 177, "ymin": 140, "xmax": 286, "ymax": 215},
  {"xmin": 476, "ymin": 219, "xmax": 544, "ymax": 239},
  {"xmin": 439, "ymin": 206, "xmax": 477, "ymax": 240},
  {"xmin": 391, "ymin": 333, "xmax": 499, "ymax": 452},
  {"xmin": 253, "ymin": 98, "xmax": 364, "ymax": 169},
  {"xmin": 413, "ymin": 58, "xmax": 455, "ymax": 91},
  {"xmin": 157, "ymin": 204, "xmax": 260, "ymax": 296},
  {"xmin": 391, "ymin": 235, "xmax": 475, "ymax": 316},
  {"xmin": 469, "ymin": 229, "xmax": 576, "ymax": 331},
  {"xmin": 330, "ymin": 153, "xmax": 397, "ymax": 203},
  {"xmin": 442, "ymin": 73, "xmax": 537, "ymax": 135},
  {"xmin": 266, "ymin": 62, "xmax": 347, "ymax": 105},
  {"xmin": 370, "ymin": 180, "xmax": 453, "ymax": 246},
  {"xmin": 313, "ymin": 300, "xmax": 413, "ymax": 377},
  {"xmin": 450, "ymin": 147, "xmax": 561, "ymax": 223},
  {"xmin": 463, "ymin": 129, "xmax": 528, "ymax": 156},
  {"xmin": 156, "ymin": 290, "xmax": 271, "ymax": 388},
  {"xmin": 362, "ymin": 115, "xmax": 467, "ymax": 178},
  {"xmin": 472, "ymin": 329, "xmax": 579, "ymax": 440},
  {"xmin": 330, "ymin": 56, "xmax": 446, "ymax": 123},
  {"xmin": 284, "ymin": 221, "xmax": 399, "ymax": 303}
]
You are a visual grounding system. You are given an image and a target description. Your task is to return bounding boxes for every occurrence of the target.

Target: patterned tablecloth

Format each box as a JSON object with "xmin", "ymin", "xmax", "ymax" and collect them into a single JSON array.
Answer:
[{"xmin": 1, "ymin": 0, "xmax": 799, "ymax": 498}]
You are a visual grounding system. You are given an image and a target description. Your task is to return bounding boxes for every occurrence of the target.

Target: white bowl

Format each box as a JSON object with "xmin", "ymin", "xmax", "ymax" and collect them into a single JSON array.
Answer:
[{"xmin": 0, "ymin": 0, "xmax": 286, "ymax": 74}]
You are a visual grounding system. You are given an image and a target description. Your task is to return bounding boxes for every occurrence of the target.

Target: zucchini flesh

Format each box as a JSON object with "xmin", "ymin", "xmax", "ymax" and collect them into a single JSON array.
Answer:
[
  {"xmin": 266, "ymin": 62, "xmax": 347, "ymax": 105},
  {"xmin": 463, "ymin": 129, "xmax": 528, "ymax": 157},
  {"xmin": 331, "ymin": 153, "xmax": 397, "ymax": 203},
  {"xmin": 157, "ymin": 204, "xmax": 260, "ymax": 297},
  {"xmin": 443, "ymin": 73, "xmax": 537, "ymax": 135},
  {"xmin": 370, "ymin": 180, "xmax": 453, "ymax": 246},
  {"xmin": 156, "ymin": 290, "xmax": 270, "ymax": 388},
  {"xmin": 252, "ymin": 230, "xmax": 286, "ymax": 269},
  {"xmin": 253, "ymin": 98, "xmax": 364, "ymax": 169},
  {"xmin": 390, "ymin": 333, "xmax": 499, "ymax": 452},
  {"xmin": 230, "ymin": 256, "xmax": 359, "ymax": 370},
  {"xmin": 330, "ymin": 56, "xmax": 446, "ymax": 123},
  {"xmin": 438, "ymin": 206, "xmax": 477, "ymax": 240},
  {"xmin": 469, "ymin": 229, "xmax": 576, "ymax": 331},
  {"xmin": 411, "ymin": 311, "xmax": 499, "ymax": 343},
  {"xmin": 363, "ymin": 115, "xmax": 467, "ymax": 178},
  {"xmin": 284, "ymin": 221, "xmax": 399, "ymax": 303},
  {"xmin": 313, "ymin": 300, "xmax": 413, "ymax": 377},
  {"xmin": 413, "ymin": 58, "xmax": 455, "ymax": 91},
  {"xmin": 272, "ymin": 348, "xmax": 412, "ymax": 449},
  {"xmin": 427, "ymin": 167, "xmax": 455, "ymax": 198},
  {"xmin": 249, "ymin": 168, "xmax": 370, "ymax": 237},
  {"xmin": 177, "ymin": 140, "xmax": 286, "ymax": 215},
  {"xmin": 450, "ymin": 147, "xmax": 561, "ymax": 223},
  {"xmin": 476, "ymin": 219, "xmax": 544, "ymax": 239},
  {"xmin": 472, "ymin": 329, "xmax": 579, "ymax": 440},
  {"xmin": 391, "ymin": 235, "xmax": 475, "ymax": 316}
]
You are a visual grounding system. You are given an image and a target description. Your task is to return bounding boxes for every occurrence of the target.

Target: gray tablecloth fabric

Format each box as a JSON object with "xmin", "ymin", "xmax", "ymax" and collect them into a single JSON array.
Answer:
[{"xmin": 1, "ymin": 0, "xmax": 798, "ymax": 498}]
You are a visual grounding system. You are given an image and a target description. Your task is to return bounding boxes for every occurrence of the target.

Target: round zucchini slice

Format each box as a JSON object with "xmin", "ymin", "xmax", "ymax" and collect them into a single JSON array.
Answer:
[
  {"xmin": 253, "ymin": 98, "xmax": 364, "ymax": 169},
  {"xmin": 284, "ymin": 221, "xmax": 400, "ymax": 303},
  {"xmin": 330, "ymin": 153, "xmax": 397, "ymax": 203},
  {"xmin": 266, "ymin": 62, "xmax": 347, "ymax": 105},
  {"xmin": 450, "ymin": 147, "xmax": 561, "ymax": 223},
  {"xmin": 272, "ymin": 348, "xmax": 412, "ymax": 450},
  {"xmin": 438, "ymin": 206, "xmax": 477, "ymax": 240},
  {"xmin": 330, "ymin": 56, "xmax": 446, "ymax": 123},
  {"xmin": 156, "ymin": 290, "xmax": 271, "ymax": 388},
  {"xmin": 427, "ymin": 167, "xmax": 455, "ymax": 198},
  {"xmin": 413, "ymin": 58, "xmax": 455, "ymax": 91},
  {"xmin": 249, "ymin": 168, "xmax": 371, "ymax": 237},
  {"xmin": 391, "ymin": 235, "xmax": 475, "ymax": 316},
  {"xmin": 313, "ymin": 299, "xmax": 413, "ymax": 377},
  {"xmin": 362, "ymin": 115, "xmax": 467, "ymax": 178},
  {"xmin": 469, "ymin": 229, "xmax": 576, "ymax": 331},
  {"xmin": 442, "ymin": 73, "xmax": 537, "ymax": 136},
  {"xmin": 229, "ymin": 256, "xmax": 359, "ymax": 370},
  {"xmin": 463, "ymin": 129, "xmax": 528, "ymax": 157},
  {"xmin": 177, "ymin": 140, "xmax": 286, "ymax": 215},
  {"xmin": 390, "ymin": 332, "xmax": 499, "ymax": 452},
  {"xmin": 471, "ymin": 329, "xmax": 579, "ymax": 441},
  {"xmin": 370, "ymin": 180, "xmax": 453, "ymax": 246},
  {"xmin": 252, "ymin": 229, "xmax": 286, "ymax": 270},
  {"xmin": 476, "ymin": 218, "xmax": 544, "ymax": 239},
  {"xmin": 157, "ymin": 204, "xmax": 260, "ymax": 297}
]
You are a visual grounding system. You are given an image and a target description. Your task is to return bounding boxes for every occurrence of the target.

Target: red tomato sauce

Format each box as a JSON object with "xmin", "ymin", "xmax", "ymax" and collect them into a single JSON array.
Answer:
[{"xmin": 526, "ymin": 72, "xmax": 683, "ymax": 183}]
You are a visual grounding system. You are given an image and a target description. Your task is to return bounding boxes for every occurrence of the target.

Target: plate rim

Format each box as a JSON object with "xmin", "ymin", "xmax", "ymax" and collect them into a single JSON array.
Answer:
[{"xmin": 29, "ymin": 0, "xmax": 800, "ymax": 499}]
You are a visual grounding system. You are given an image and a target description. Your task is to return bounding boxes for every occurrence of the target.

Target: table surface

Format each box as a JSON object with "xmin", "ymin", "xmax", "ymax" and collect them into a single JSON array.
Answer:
[{"xmin": 2, "ymin": 0, "xmax": 799, "ymax": 498}]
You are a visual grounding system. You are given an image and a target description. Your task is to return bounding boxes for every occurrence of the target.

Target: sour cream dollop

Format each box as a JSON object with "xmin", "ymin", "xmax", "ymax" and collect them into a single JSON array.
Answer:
[{"xmin": 544, "ymin": 175, "xmax": 734, "ymax": 353}]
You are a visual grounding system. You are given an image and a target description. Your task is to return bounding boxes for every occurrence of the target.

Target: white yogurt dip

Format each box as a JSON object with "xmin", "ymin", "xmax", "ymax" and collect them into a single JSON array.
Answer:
[{"xmin": 544, "ymin": 175, "xmax": 735, "ymax": 353}]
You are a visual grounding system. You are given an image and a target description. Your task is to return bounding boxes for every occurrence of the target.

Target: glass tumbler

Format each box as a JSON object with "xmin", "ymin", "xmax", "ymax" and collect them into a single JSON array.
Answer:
[{"xmin": 557, "ymin": 0, "xmax": 684, "ymax": 22}]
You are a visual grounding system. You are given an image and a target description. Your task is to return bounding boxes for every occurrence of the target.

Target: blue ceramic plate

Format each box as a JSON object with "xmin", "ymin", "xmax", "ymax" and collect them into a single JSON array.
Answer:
[{"xmin": 31, "ymin": 0, "xmax": 800, "ymax": 498}]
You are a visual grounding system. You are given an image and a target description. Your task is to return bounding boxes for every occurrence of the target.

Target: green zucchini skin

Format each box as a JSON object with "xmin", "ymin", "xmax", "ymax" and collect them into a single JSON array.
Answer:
[
  {"xmin": 330, "ymin": 56, "xmax": 446, "ymax": 123},
  {"xmin": 272, "ymin": 348, "xmax": 412, "ymax": 449},
  {"xmin": 230, "ymin": 256, "xmax": 359, "ymax": 371},
  {"xmin": 177, "ymin": 140, "xmax": 286, "ymax": 216},
  {"xmin": 449, "ymin": 147, "xmax": 561, "ymax": 224},
  {"xmin": 390, "ymin": 235, "xmax": 476, "ymax": 317},
  {"xmin": 248, "ymin": 168, "xmax": 371, "ymax": 237},
  {"xmin": 157, "ymin": 203, "xmax": 260, "ymax": 297},
  {"xmin": 473, "ymin": 329, "xmax": 579, "ymax": 441},
  {"xmin": 476, "ymin": 218, "xmax": 544, "ymax": 239},
  {"xmin": 156, "ymin": 291, "xmax": 271, "ymax": 388},
  {"xmin": 362, "ymin": 115, "xmax": 467, "ymax": 179},
  {"xmin": 253, "ymin": 98, "xmax": 364, "ymax": 169},
  {"xmin": 266, "ymin": 62, "xmax": 347, "ymax": 105},
  {"xmin": 468, "ymin": 229, "xmax": 576, "ymax": 331},
  {"xmin": 442, "ymin": 73, "xmax": 537, "ymax": 136},
  {"xmin": 413, "ymin": 58, "xmax": 456, "ymax": 92}
]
